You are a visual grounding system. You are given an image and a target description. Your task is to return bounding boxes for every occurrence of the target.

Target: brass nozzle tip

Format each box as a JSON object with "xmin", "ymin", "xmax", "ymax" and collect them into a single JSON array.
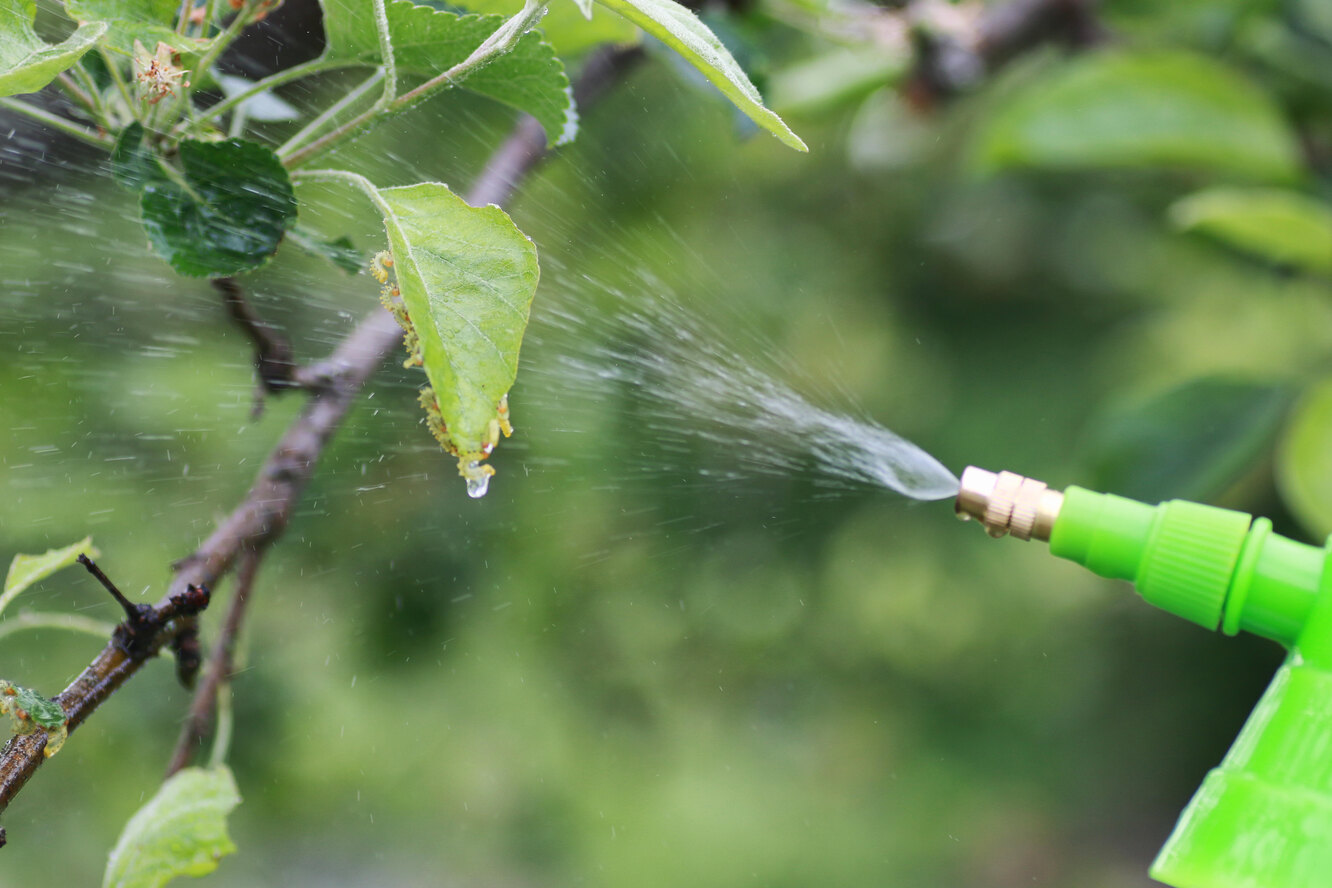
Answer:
[{"xmin": 955, "ymin": 466, "xmax": 1063, "ymax": 542}]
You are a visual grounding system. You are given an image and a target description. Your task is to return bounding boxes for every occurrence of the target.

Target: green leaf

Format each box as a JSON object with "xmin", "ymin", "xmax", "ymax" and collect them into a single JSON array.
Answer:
[
  {"xmin": 1169, "ymin": 187, "xmax": 1332, "ymax": 274},
  {"xmin": 769, "ymin": 45, "xmax": 907, "ymax": 117},
  {"xmin": 969, "ymin": 49, "xmax": 1301, "ymax": 182},
  {"xmin": 460, "ymin": 0, "xmax": 639, "ymax": 57},
  {"xmin": 1085, "ymin": 378, "xmax": 1293, "ymax": 502},
  {"xmin": 592, "ymin": 0, "xmax": 806, "ymax": 151},
  {"xmin": 110, "ymin": 122, "xmax": 166, "ymax": 190},
  {"xmin": 378, "ymin": 181, "xmax": 539, "ymax": 461},
  {"xmin": 140, "ymin": 138, "xmax": 297, "ymax": 278},
  {"xmin": 320, "ymin": 0, "xmax": 577, "ymax": 146},
  {"xmin": 103, "ymin": 766, "xmax": 241, "ymax": 888},
  {"xmin": 63, "ymin": 0, "xmax": 205, "ymax": 57},
  {"xmin": 1, "ymin": 537, "xmax": 99, "ymax": 620},
  {"xmin": 11, "ymin": 686, "xmax": 66, "ymax": 728},
  {"xmin": 1278, "ymin": 378, "xmax": 1332, "ymax": 539},
  {"xmin": 0, "ymin": 0, "xmax": 107, "ymax": 98}
]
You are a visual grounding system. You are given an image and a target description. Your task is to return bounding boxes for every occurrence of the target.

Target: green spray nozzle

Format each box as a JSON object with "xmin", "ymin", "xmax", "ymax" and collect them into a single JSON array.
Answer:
[{"xmin": 956, "ymin": 466, "xmax": 1332, "ymax": 888}]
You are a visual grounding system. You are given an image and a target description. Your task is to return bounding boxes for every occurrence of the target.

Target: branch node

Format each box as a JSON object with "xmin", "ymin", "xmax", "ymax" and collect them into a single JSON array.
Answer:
[{"xmin": 78, "ymin": 555, "xmax": 210, "ymax": 662}]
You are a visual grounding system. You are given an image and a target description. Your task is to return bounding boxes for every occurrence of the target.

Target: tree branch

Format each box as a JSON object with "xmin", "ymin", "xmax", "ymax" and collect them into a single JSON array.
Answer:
[
  {"xmin": 0, "ymin": 561, "xmax": 211, "ymax": 847},
  {"xmin": 0, "ymin": 44, "xmax": 643, "ymax": 843},
  {"xmin": 164, "ymin": 548, "xmax": 259, "ymax": 777},
  {"xmin": 216, "ymin": 277, "xmax": 298, "ymax": 406}
]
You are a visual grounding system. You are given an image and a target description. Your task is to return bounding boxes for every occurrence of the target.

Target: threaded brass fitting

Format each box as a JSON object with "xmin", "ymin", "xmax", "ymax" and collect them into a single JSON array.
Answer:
[{"xmin": 955, "ymin": 466, "xmax": 1064, "ymax": 541}]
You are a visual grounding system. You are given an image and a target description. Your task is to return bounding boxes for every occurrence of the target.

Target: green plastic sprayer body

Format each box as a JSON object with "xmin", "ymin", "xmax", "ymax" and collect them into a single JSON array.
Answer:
[{"xmin": 956, "ymin": 467, "xmax": 1332, "ymax": 888}]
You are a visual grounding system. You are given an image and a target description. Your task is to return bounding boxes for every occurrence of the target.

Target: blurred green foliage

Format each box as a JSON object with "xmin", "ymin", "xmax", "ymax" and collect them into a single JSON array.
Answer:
[{"xmin": 3, "ymin": 0, "xmax": 1332, "ymax": 886}]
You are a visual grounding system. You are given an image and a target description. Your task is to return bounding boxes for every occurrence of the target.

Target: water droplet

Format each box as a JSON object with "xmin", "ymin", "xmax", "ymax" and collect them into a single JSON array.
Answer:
[{"xmin": 464, "ymin": 465, "xmax": 491, "ymax": 499}]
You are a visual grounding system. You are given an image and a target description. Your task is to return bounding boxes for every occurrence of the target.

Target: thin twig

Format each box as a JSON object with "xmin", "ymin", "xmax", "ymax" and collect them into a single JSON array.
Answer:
[
  {"xmin": 0, "ymin": 45, "xmax": 642, "ymax": 841},
  {"xmin": 0, "ymin": 98, "xmax": 112, "ymax": 149},
  {"xmin": 215, "ymin": 277, "xmax": 298, "ymax": 407},
  {"xmin": 0, "ymin": 564, "xmax": 210, "ymax": 818},
  {"xmin": 164, "ymin": 549, "xmax": 259, "ymax": 777}
]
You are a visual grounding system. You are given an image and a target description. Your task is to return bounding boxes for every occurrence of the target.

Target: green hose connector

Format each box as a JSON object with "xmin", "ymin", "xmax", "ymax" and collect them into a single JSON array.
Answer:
[{"xmin": 956, "ymin": 467, "xmax": 1332, "ymax": 888}]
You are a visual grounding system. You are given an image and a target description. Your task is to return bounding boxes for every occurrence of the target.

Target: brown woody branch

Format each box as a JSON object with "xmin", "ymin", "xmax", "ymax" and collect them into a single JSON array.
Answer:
[
  {"xmin": 216, "ymin": 277, "xmax": 299, "ymax": 405},
  {"xmin": 0, "ymin": 559, "xmax": 211, "ymax": 848},
  {"xmin": 163, "ymin": 547, "xmax": 258, "ymax": 777},
  {"xmin": 0, "ymin": 44, "xmax": 643, "ymax": 843}
]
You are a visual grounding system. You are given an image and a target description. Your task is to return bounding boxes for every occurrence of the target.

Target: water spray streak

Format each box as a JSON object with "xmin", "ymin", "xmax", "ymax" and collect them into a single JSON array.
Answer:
[{"xmin": 523, "ymin": 267, "xmax": 959, "ymax": 502}]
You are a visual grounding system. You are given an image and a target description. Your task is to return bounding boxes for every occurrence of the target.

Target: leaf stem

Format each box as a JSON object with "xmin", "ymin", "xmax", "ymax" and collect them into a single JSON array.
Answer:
[
  {"xmin": 291, "ymin": 168, "xmax": 394, "ymax": 219},
  {"xmin": 190, "ymin": 57, "xmax": 351, "ymax": 131},
  {"xmin": 372, "ymin": 0, "xmax": 398, "ymax": 107},
  {"xmin": 395, "ymin": 0, "xmax": 549, "ymax": 110},
  {"xmin": 279, "ymin": 105, "xmax": 379, "ymax": 168},
  {"xmin": 281, "ymin": 0, "xmax": 549, "ymax": 168},
  {"xmin": 160, "ymin": 0, "xmax": 264, "ymax": 137},
  {"xmin": 175, "ymin": 0, "xmax": 193, "ymax": 35},
  {"xmin": 0, "ymin": 98, "xmax": 112, "ymax": 148},
  {"xmin": 98, "ymin": 48, "xmax": 137, "ymax": 125},
  {"xmin": 275, "ymin": 69, "xmax": 383, "ymax": 160},
  {"xmin": 54, "ymin": 71, "xmax": 97, "ymax": 116},
  {"xmin": 208, "ymin": 680, "xmax": 233, "ymax": 769}
]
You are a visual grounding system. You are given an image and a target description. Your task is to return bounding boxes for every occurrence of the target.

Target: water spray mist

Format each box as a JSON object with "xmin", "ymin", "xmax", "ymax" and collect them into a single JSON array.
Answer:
[{"xmin": 956, "ymin": 466, "xmax": 1332, "ymax": 888}]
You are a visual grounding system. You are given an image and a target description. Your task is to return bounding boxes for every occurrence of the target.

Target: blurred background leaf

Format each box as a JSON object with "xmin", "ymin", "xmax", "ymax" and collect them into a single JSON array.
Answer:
[
  {"xmin": 1083, "ymin": 377, "xmax": 1293, "ymax": 502},
  {"xmin": 1278, "ymin": 378, "xmax": 1332, "ymax": 540},
  {"xmin": 968, "ymin": 49, "xmax": 1302, "ymax": 181},
  {"xmin": 1169, "ymin": 187, "xmax": 1332, "ymax": 275}
]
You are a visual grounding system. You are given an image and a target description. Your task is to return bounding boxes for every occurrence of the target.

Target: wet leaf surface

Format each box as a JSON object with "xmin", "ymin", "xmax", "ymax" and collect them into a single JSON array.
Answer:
[
  {"xmin": 0, "ymin": 0, "xmax": 106, "ymax": 98},
  {"xmin": 140, "ymin": 139, "xmax": 297, "ymax": 278},
  {"xmin": 320, "ymin": 0, "xmax": 577, "ymax": 146}
]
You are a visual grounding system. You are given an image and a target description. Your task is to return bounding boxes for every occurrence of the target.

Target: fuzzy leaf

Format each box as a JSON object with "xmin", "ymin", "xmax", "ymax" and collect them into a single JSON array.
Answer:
[
  {"xmin": 1, "ymin": 537, "xmax": 99, "ymax": 620},
  {"xmin": 378, "ymin": 181, "xmax": 538, "ymax": 459},
  {"xmin": 103, "ymin": 766, "xmax": 241, "ymax": 888},
  {"xmin": 460, "ymin": 0, "xmax": 639, "ymax": 57},
  {"xmin": 0, "ymin": 0, "xmax": 107, "ymax": 98},
  {"xmin": 593, "ymin": 0, "xmax": 805, "ymax": 151},
  {"xmin": 140, "ymin": 138, "xmax": 297, "ymax": 277},
  {"xmin": 1170, "ymin": 187, "xmax": 1332, "ymax": 274},
  {"xmin": 970, "ymin": 50, "xmax": 1301, "ymax": 182},
  {"xmin": 62, "ymin": 0, "xmax": 206, "ymax": 57},
  {"xmin": 320, "ymin": 0, "xmax": 577, "ymax": 146}
]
